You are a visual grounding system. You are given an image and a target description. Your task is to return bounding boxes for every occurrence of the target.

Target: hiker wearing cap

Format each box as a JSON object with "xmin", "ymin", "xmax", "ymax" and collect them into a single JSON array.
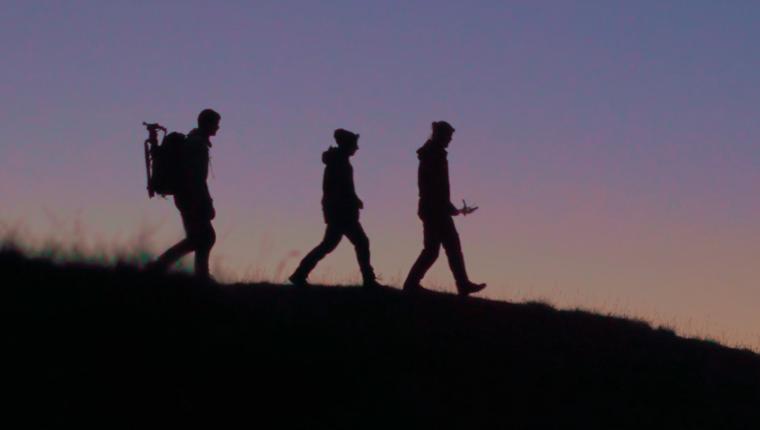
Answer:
[
  {"xmin": 289, "ymin": 129, "xmax": 381, "ymax": 288},
  {"xmin": 149, "ymin": 109, "xmax": 220, "ymax": 280},
  {"xmin": 403, "ymin": 121, "xmax": 486, "ymax": 296}
]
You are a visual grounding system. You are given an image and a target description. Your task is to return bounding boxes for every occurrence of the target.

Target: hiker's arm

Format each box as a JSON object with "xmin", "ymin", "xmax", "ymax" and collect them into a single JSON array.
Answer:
[
  {"xmin": 201, "ymin": 184, "xmax": 214, "ymax": 219},
  {"xmin": 345, "ymin": 164, "xmax": 362, "ymax": 208},
  {"xmin": 443, "ymin": 158, "xmax": 457, "ymax": 215},
  {"xmin": 436, "ymin": 158, "xmax": 457, "ymax": 215},
  {"xmin": 182, "ymin": 147, "xmax": 214, "ymax": 218}
]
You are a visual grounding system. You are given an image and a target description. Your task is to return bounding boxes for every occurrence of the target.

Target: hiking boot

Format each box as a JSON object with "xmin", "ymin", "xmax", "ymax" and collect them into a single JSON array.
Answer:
[
  {"xmin": 288, "ymin": 273, "xmax": 310, "ymax": 288},
  {"xmin": 457, "ymin": 281, "xmax": 487, "ymax": 297}
]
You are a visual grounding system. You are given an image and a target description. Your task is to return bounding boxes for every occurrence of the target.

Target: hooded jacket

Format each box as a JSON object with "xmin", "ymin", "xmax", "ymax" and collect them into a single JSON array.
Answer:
[
  {"xmin": 321, "ymin": 146, "xmax": 361, "ymax": 222},
  {"xmin": 417, "ymin": 140, "xmax": 457, "ymax": 219}
]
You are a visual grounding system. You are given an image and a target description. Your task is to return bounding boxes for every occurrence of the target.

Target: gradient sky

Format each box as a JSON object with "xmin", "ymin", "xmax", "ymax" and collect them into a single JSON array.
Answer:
[{"xmin": 1, "ymin": 1, "xmax": 759, "ymax": 349}]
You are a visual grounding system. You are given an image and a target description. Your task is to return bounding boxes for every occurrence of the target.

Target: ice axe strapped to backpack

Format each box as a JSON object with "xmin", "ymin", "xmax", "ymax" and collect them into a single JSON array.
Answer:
[{"xmin": 142, "ymin": 122, "xmax": 186, "ymax": 198}]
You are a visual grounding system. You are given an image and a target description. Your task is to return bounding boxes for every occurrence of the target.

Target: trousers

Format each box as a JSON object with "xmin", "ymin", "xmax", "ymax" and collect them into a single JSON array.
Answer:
[
  {"xmin": 404, "ymin": 215, "xmax": 468, "ymax": 287},
  {"xmin": 155, "ymin": 208, "xmax": 216, "ymax": 278},
  {"xmin": 293, "ymin": 219, "xmax": 375, "ymax": 282}
]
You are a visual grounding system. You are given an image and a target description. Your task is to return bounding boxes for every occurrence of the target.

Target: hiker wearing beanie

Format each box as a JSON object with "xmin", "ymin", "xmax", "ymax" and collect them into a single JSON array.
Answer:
[
  {"xmin": 289, "ymin": 129, "xmax": 381, "ymax": 288},
  {"xmin": 403, "ymin": 121, "xmax": 486, "ymax": 296}
]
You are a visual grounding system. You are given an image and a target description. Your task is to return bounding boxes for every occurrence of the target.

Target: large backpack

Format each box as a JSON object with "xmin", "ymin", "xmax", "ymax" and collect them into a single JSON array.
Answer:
[{"xmin": 147, "ymin": 131, "xmax": 186, "ymax": 198}]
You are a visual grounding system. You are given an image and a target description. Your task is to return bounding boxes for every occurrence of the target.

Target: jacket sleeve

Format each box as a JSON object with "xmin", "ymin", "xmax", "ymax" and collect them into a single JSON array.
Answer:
[
  {"xmin": 346, "ymin": 165, "xmax": 360, "ymax": 205},
  {"xmin": 332, "ymin": 161, "xmax": 359, "ymax": 206},
  {"xmin": 180, "ymin": 144, "xmax": 214, "ymax": 217},
  {"xmin": 442, "ymin": 158, "xmax": 456, "ymax": 214},
  {"xmin": 431, "ymin": 155, "xmax": 455, "ymax": 211}
]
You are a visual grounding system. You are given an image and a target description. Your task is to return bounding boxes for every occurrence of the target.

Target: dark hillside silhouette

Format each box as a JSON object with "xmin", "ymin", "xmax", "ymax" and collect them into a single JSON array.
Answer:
[{"xmin": 4, "ymin": 249, "xmax": 759, "ymax": 428}]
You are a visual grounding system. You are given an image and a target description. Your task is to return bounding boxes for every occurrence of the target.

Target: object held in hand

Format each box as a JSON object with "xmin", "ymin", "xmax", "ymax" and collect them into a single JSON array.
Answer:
[{"xmin": 460, "ymin": 199, "xmax": 479, "ymax": 216}]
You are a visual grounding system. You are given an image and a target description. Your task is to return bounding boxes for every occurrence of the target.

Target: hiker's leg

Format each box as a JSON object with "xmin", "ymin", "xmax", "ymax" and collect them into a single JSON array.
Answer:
[
  {"xmin": 192, "ymin": 221, "xmax": 216, "ymax": 279},
  {"xmin": 440, "ymin": 216, "xmax": 469, "ymax": 286},
  {"xmin": 291, "ymin": 223, "xmax": 343, "ymax": 280},
  {"xmin": 180, "ymin": 208, "xmax": 217, "ymax": 279},
  {"xmin": 154, "ymin": 239, "xmax": 194, "ymax": 269},
  {"xmin": 152, "ymin": 209, "xmax": 196, "ymax": 270},
  {"xmin": 403, "ymin": 218, "xmax": 442, "ymax": 288},
  {"xmin": 344, "ymin": 221, "xmax": 375, "ymax": 282}
]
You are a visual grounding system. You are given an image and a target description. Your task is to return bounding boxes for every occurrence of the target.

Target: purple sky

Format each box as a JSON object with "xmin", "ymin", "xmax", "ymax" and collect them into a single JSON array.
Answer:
[{"xmin": 1, "ymin": 1, "xmax": 759, "ymax": 349}]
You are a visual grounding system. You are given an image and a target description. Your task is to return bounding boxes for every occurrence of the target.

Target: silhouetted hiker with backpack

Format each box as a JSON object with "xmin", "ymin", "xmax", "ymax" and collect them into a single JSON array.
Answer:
[
  {"xmin": 403, "ymin": 121, "xmax": 486, "ymax": 296},
  {"xmin": 289, "ymin": 129, "xmax": 381, "ymax": 288},
  {"xmin": 147, "ymin": 109, "xmax": 220, "ymax": 280}
]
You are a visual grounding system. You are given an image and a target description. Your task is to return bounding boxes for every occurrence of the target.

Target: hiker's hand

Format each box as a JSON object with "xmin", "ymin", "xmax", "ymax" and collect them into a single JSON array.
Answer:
[
  {"xmin": 459, "ymin": 199, "xmax": 479, "ymax": 216},
  {"xmin": 357, "ymin": 199, "xmax": 364, "ymax": 210}
]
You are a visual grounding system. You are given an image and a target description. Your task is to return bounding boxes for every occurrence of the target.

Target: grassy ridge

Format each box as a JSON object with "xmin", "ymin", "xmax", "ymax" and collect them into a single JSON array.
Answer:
[{"xmin": 4, "ymin": 249, "xmax": 759, "ymax": 428}]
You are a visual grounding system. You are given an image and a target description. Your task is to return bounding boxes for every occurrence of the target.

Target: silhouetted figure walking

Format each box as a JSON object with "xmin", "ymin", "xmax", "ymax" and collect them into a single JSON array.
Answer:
[
  {"xmin": 289, "ymin": 129, "xmax": 380, "ymax": 288},
  {"xmin": 403, "ymin": 121, "xmax": 486, "ymax": 296},
  {"xmin": 150, "ymin": 109, "xmax": 220, "ymax": 279}
]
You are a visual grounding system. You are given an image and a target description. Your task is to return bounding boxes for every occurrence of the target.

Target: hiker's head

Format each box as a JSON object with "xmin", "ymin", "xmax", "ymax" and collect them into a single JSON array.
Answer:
[
  {"xmin": 198, "ymin": 109, "xmax": 221, "ymax": 137},
  {"xmin": 334, "ymin": 128, "xmax": 359, "ymax": 155},
  {"xmin": 430, "ymin": 121, "xmax": 455, "ymax": 147}
]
